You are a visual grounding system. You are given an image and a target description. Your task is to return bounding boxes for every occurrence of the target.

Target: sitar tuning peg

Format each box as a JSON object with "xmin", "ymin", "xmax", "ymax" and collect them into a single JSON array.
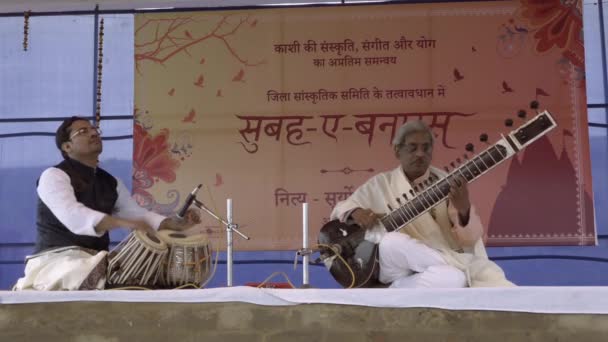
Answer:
[
  {"xmin": 505, "ymin": 118, "xmax": 514, "ymax": 127},
  {"xmin": 396, "ymin": 197, "xmax": 402, "ymax": 205},
  {"xmin": 456, "ymin": 158, "xmax": 461, "ymax": 164},
  {"xmin": 465, "ymin": 143, "xmax": 474, "ymax": 152},
  {"xmin": 450, "ymin": 161, "xmax": 456, "ymax": 168},
  {"xmin": 530, "ymin": 100, "xmax": 539, "ymax": 110},
  {"xmin": 479, "ymin": 133, "xmax": 489, "ymax": 143},
  {"xmin": 387, "ymin": 204, "xmax": 393, "ymax": 211},
  {"xmin": 517, "ymin": 109, "xmax": 527, "ymax": 119},
  {"xmin": 444, "ymin": 166, "xmax": 450, "ymax": 173},
  {"xmin": 402, "ymin": 193, "xmax": 409, "ymax": 200},
  {"xmin": 409, "ymin": 189, "xmax": 415, "ymax": 197}
]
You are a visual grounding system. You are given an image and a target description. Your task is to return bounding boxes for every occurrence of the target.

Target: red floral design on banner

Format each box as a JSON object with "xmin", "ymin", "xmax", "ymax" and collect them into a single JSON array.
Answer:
[
  {"xmin": 518, "ymin": 0, "xmax": 583, "ymax": 68},
  {"xmin": 132, "ymin": 122, "xmax": 181, "ymax": 215}
]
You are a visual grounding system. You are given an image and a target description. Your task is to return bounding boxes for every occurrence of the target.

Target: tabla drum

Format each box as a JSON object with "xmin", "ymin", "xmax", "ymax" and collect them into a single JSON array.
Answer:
[
  {"xmin": 158, "ymin": 230, "xmax": 212, "ymax": 287},
  {"xmin": 106, "ymin": 230, "xmax": 168, "ymax": 287}
]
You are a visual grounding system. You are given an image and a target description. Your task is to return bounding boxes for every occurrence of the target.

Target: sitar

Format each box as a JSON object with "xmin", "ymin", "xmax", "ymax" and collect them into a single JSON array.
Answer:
[{"xmin": 318, "ymin": 110, "xmax": 557, "ymax": 288}]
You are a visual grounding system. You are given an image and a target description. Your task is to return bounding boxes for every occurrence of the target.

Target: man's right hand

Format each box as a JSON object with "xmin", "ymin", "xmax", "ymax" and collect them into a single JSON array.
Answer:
[
  {"xmin": 351, "ymin": 208, "xmax": 383, "ymax": 230},
  {"xmin": 122, "ymin": 219, "xmax": 156, "ymax": 236},
  {"xmin": 96, "ymin": 216, "xmax": 156, "ymax": 236}
]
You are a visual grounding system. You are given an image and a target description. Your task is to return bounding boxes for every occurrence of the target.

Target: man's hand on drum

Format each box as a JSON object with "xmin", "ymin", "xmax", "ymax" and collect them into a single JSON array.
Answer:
[
  {"xmin": 96, "ymin": 216, "xmax": 156, "ymax": 236},
  {"xmin": 124, "ymin": 219, "xmax": 157, "ymax": 236},
  {"xmin": 159, "ymin": 208, "xmax": 202, "ymax": 231},
  {"xmin": 351, "ymin": 208, "xmax": 383, "ymax": 230}
]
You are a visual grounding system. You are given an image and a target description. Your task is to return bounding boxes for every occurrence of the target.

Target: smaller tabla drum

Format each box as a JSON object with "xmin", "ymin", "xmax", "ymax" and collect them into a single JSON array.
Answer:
[
  {"xmin": 106, "ymin": 230, "xmax": 168, "ymax": 287},
  {"xmin": 158, "ymin": 231, "xmax": 212, "ymax": 287}
]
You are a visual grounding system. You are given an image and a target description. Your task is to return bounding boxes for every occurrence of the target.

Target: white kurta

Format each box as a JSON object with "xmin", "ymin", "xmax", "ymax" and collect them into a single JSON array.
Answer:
[
  {"xmin": 15, "ymin": 167, "xmax": 169, "ymax": 291},
  {"xmin": 331, "ymin": 166, "xmax": 514, "ymax": 287},
  {"xmin": 37, "ymin": 167, "xmax": 167, "ymax": 237}
]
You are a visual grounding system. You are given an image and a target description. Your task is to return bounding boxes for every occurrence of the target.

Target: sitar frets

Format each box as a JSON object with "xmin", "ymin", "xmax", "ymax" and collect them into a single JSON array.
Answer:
[{"xmin": 380, "ymin": 143, "xmax": 509, "ymax": 232}]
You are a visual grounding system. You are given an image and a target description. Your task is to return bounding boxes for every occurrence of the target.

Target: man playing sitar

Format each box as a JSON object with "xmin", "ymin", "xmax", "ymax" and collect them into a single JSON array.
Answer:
[{"xmin": 329, "ymin": 120, "xmax": 515, "ymax": 288}]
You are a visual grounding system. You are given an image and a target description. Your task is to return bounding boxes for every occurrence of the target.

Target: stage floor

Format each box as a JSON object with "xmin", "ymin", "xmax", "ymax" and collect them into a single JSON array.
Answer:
[
  {"xmin": 2, "ymin": 287, "xmax": 608, "ymax": 341},
  {"xmin": 2, "ymin": 286, "xmax": 608, "ymax": 314}
]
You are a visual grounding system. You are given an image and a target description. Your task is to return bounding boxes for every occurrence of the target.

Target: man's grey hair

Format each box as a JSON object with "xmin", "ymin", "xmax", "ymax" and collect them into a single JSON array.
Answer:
[{"xmin": 392, "ymin": 120, "xmax": 434, "ymax": 147}]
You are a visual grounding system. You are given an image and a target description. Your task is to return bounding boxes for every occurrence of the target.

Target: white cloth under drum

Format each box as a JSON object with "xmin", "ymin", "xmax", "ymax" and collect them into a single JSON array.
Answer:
[{"xmin": 13, "ymin": 247, "xmax": 107, "ymax": 291}]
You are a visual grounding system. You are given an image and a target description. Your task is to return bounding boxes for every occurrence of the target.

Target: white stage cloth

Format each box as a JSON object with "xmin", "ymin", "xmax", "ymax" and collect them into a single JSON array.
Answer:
[{"xmin": 2, "ymin": 286, "xmax": 608, "ymax": 314}]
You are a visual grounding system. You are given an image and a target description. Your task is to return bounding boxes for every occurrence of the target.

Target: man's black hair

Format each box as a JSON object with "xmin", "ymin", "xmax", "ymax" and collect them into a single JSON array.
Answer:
[{"xmin": 55, "ymin": 116, "xmax": 88, "ymax": 159}]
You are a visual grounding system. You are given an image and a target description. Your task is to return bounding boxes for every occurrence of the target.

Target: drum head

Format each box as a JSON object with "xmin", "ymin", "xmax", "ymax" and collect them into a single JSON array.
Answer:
[
  {"xmin": 134, "ymin": 230, "xmax": 167, "ymax": 251},
  {"xmin": 158, "ymin": 230, "xmax": 209, "ymax": 246}
]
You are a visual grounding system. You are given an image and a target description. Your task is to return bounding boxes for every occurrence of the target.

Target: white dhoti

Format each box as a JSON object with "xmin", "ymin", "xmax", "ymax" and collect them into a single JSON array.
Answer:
[
  {"xmin": 13, "ymin": 246, "xmax": 108, "ymax": 291},
  {"xmin": 379, "ymin": 232, "xmax": 467, "ymax": 288}
]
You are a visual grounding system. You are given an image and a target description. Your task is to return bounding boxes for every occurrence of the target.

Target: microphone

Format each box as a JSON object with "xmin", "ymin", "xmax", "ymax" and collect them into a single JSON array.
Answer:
[{"xmin": 176, "ymin": 184, "xmax": 202, "ymax": 219}]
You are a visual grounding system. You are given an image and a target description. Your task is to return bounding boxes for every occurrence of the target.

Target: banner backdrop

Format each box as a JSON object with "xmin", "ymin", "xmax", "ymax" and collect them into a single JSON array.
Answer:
[{"xmin": 133, "ymin": 0, "xmax": 594, "ymax": 250}]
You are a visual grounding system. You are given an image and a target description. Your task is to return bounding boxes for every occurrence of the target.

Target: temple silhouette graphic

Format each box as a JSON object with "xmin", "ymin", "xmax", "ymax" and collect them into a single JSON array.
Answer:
[{"xmin": 488, "ymin": 135, "xmax": 595, "ymax": 246}]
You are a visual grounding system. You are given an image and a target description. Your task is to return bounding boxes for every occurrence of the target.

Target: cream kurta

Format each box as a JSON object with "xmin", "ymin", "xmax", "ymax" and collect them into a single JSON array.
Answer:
[{"xmin": 331, "ymin": 166, "xmax": 514, "ymax": 287}]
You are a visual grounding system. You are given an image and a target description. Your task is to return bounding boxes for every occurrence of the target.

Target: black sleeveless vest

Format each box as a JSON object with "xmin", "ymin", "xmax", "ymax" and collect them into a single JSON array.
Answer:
[{"xmin": 35, "ymin": 158, "xmax": 118, "ymax": 253}]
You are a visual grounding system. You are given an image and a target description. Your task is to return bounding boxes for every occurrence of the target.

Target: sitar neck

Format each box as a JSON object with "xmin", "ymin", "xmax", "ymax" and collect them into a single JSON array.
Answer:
[{"xmin": 380, "ymin": 110, "xmax": 557, "ymax": 233}]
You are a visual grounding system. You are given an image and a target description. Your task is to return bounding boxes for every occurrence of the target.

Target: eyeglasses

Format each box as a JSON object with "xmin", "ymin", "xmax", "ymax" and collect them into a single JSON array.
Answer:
[
  {"xmin": 69, "ymin": 126, "xmax": 102, "ymax": 140},
  {"xmin": 400, "ymin": 143, "xmax": 432, "ymax": 154}
]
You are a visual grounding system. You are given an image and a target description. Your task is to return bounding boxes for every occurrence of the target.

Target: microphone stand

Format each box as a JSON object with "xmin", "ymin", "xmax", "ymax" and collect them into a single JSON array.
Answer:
[
  {"xmin": 193, "ymin": 198, "xmax": 250, "ymax": 287},
  {"xmin": 296, "ymin": 203, "xmax": 313, "ymax": 288}
]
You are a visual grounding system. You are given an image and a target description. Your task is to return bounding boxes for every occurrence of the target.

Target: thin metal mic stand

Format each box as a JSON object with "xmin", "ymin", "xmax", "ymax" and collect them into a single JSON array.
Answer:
[
  {"xmin": 296, "ymin": 202, "xmax": 313, "ymax": 288},
  {"xmin": 193, "ymin": 198, "xmax": 250, "ymax": 287}
]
